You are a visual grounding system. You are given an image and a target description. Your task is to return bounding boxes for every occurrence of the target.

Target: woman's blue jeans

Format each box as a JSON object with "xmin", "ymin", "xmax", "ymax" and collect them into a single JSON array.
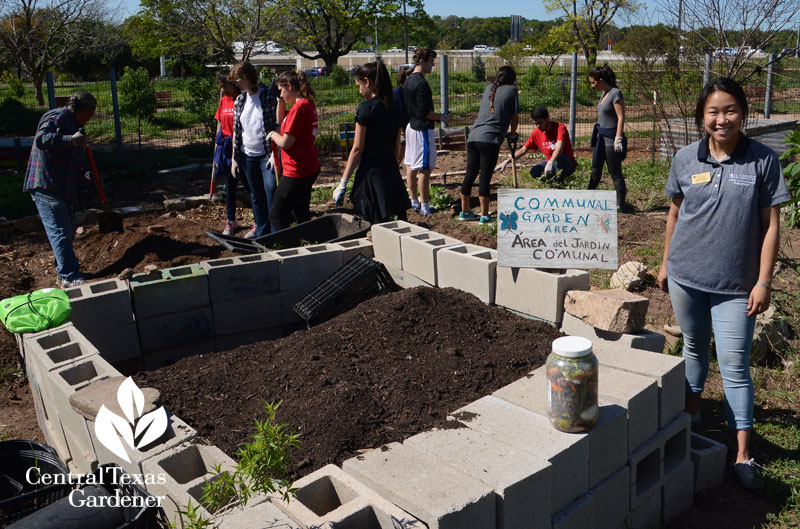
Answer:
[
  {"xmin": 243, "ymin": 153, "xmax": 277, "ymax": 236},
  {"xmin": 668, "ymin": 277, "xmax": 755, "ymax": 430},
  {"xmin": 30, "ymin": 190, "xmax": 81, "ymax": 281}
]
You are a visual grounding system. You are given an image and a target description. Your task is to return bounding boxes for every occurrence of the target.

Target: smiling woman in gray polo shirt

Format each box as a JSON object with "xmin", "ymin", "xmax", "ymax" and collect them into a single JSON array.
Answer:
[{"xmin": 657, "ymin": 78, "xmax": 789, "ymax": 490}]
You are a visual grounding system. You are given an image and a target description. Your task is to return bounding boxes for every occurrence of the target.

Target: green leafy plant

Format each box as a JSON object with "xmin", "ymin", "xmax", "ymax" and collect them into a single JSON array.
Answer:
[
  {"xmin": 472, "ymin": 55, "xmax": 486, "ymax": 83},
  {"xmin": 1, "ymin": 71, "xmax": 25, "ymax": 98},
  {"xmin": 429, "ymin": 186, "xmax": 454, "ymax": 211},
  {"xmin": 780, "ymin": 129, "xmax": 800, "ymax": 227},
  {"xmin": 311, "ymin": 186, "xmax": 333, "ymax": 204},
  {"xmin": 175, "ymin": 401, "xmax": 300, "ymax": 528},
  {"xmin": 183, "ymin": 76, "xmax": 220, "ymax": 141}
]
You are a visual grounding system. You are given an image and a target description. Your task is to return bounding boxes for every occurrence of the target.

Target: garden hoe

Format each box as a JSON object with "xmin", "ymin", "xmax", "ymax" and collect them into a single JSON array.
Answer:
[
  {"xmin": 85, "ymin": 146, "xmax": 124, "ymax": 233},
  {"xmin": 507, "ymin": 133, "xmax": 519, "ymax": 188}
]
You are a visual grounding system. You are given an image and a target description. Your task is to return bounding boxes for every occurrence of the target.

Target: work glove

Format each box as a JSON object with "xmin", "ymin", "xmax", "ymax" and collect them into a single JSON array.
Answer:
[
  {"xmin": 614, "ymin": 136, "xmax": 624, "ymax": 153},
  {"xmin": 545, "ymin": 160, "xmax": 555, "ymax": 177},
  {"xmin": 333, "ymin": 178, "xmax": 348, "ymax": 206},
  {"xmin": 71, "ymin": 130, "xmax": 88, "ymax": 147}
]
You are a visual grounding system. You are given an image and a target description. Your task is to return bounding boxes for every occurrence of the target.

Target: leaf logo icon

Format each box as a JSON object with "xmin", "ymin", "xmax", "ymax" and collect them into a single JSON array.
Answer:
[{"xmin": 94, "ymin": 377, "xmax": 168, "ymax": 463}]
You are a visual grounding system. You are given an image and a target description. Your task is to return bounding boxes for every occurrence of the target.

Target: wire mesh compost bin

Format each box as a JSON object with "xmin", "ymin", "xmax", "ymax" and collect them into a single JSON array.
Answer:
[{"xmin": 293, "ymin": 254, "xmax": 399, "ymax": 326}]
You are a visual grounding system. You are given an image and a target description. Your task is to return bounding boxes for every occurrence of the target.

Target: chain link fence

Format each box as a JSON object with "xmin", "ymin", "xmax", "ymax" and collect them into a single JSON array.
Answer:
[{"xmin": 1, "ymin": 54, "xmax": 798, "ymax": 170}]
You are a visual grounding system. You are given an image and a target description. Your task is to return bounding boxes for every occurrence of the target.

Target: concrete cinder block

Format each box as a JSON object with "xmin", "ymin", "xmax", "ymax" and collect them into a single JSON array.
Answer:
[
  {"xmin": 50, "ymin": 356, "xmax": 121, "ymax": 470},
  {"xmin": 450, "ymin": 395, "xmax": 588, "ymax": 515},
  {"xmin": 141, "ymin": 340, "xmax": 215, "ymax": 370},
  {"xmin": 336, "ymin": 238, "xmax": 375, "ymax": 261},
  {"xmin": 217, "ymin": 499, "xmax": 302, "ymax": 529},
  {"xmin": 200, "ymin": 253, "xmax": 280, "ymax": 302},
  {"xmin": 137, "ymin": 306, "xmax": 214, "ymax": 354},
  {"xmin": 591, "ymin": 343, "xmax": 685, "ymax": 429},
  {"xmin": 273, "ymin": 464, "xmax": 425, "ymax": 529},
  {"xmin": 211, "ymin": 293, "xmax": 282, "ymax": 335},
  {"xmin": 662, "ymin": 459, "xmax": 694, "ymax": 522},
  {"xmin": 342, "ymin": 442, "xmax": 496, "ymax": 529},
  {"xmin": 85, "ymin": 322, "xmax": 142, "ymax": 371},
  {"xmin": 598, "ymin": 365, "xmax": 659, "ymax": 454},
  {"xmin": 382, "ymin": 264, "xmax": 433, "ymax": 289},
  {"xmin": 561, "ymin": 312, "xmax": 666, "ymax": 353},
  {"xmin": 130, "ymin": 264, "xmax": 210, "ymax": 319},
  {"xmin": 662, "ymin": 413, "xmax": 691, "ymax": 481},
  {"xmin": 628, "ymin": 485, "xmax": 661, "ymax": 529},
  {"xmin": 437, "ymin": 244, "xmax": 498, "ymax": 304},
  {"xmin": 493, "ymin": 366, "xmax": 628, "ymax": 488},
  {"xmin": 274, "ymin": 244, "xmax": 345, "ymax": 292},
  {"xmin": 142, "ymin": 442, "xmax": 238, "ymax": 525},
  {"xmin": 551, "ymin": 492, "xmax": 594, "ymax": 529},
  {"xmin": 63, "ymin": 416, "xmax": 98, "ymax": 474},
  {"xmin": 23, "ymin": 323, "xmax": 99, "ymax": 382},
  {"xmin": 371, "ymin": 221, "xmax": 430, "ymax": 270},
  {"xmin": 281, "ymin": 289, "xmax": 308, "ymax": 326},
  {"xmin": 592, "ymin": 465, "xmax": 630, "ymax": 529},
  {"xmin": 405, "ymin": 427, "xmax": 552, "ymax": 529},
  {"xmin": 628, "ymin": 413, "xmax": 691, "ymax": 509},
  {"xmin": 400, "ymin": 232, "xmax": 463, "ymax": 286},
  {"xmin": 690, "ymin": 433, "xmax": 727, "ymax": 493},
  {"xmin": 215, "ymin": 327, "xmax": 283, "ymax": 352},
  {"xmin": 495, "ymin": 267, "xmax": 589, "ymax": 324},
  {"xmin": 88, "ymin": 411, "xmax": 197, "ymax": 477},
  {"xmin": 64, "ymin": 279, "xmax": 134, "ymax": 335}
]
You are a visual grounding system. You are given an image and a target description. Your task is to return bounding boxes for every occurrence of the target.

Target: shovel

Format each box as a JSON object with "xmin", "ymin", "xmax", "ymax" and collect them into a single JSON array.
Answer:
[
  {"xmin": 506, "ymin": 133, "xmax": 519, "ymax": 188},
  {"xmin": 85, "ymin": 146, "xmax": 124, "ymax": 233}
]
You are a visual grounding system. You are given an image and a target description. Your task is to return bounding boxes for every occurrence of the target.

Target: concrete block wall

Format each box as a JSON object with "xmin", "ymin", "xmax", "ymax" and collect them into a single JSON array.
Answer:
[
  {"xmin": 371, "ymin": 221, "xmax": 430, "ymax": 270},
  {"xmin": 495, "ymin": 267, "xmax": 589, "ymax": 323},
  {"xmin": 690, "ymin": 433, "xmax": 727, "ymax": 493},
  {"xmin": 18, "ymin": 224, "xmax": 698, "ymax": 529},
  {"xmin": 400, "ymin": 232, "xmax": 463, "ymax": 286},
  {"xmin": 437, "ymin": 244, "xmax": 498, "ymax": 304},
  {"xmin": 64, "ymin": 278, "xmax": 143, "ymax": 374},
  {"xmin": 561, "ymin": 312, "xmax": 666, "ymax": 354}
]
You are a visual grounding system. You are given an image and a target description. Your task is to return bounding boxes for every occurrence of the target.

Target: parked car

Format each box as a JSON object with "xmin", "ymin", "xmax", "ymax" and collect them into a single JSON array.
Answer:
[
  {"xmin": 386, "ymin": 46, "xmax": 404, "ymax": 53},
  {"xmin": 264, "ymin": 41, "xmax": 284, "ymax": 53},
  {"xmin": 407, "ymin": 45, "xmax": 418, "ymax": 52},
  {"xmin": 304, "ymin": 66, "xmax": 329, "ymax": 77},
  {"xmin": 713, "ymin": 47, "xmax": 736, "ymax": 57},
  {"xmin": 393, "ymin": 63, "xmax": 415, "ymax": 73},
  {"xmin": 358, "ymin": 47, "xmax": 375, "ymax": 53},
  {"xmin": 473, "ymin": 44, "xmax": 489, "ymax": 52}
]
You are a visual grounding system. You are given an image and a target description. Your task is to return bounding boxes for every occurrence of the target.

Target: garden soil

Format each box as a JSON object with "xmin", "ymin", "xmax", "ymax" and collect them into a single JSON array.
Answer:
[{"xmin": 136, "ymin": 287, "xmax": 562, "ymax": 479}]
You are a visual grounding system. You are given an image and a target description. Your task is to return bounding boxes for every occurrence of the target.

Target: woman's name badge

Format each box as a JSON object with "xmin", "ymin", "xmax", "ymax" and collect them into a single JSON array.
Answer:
[{"xmin": 691, "ymin": 172, "xmax": 711, "ymax": 184}]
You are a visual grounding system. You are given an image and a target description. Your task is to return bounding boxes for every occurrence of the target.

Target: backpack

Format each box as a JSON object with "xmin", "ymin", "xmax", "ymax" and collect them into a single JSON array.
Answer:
[{"xmin": 0, "ymin": 289, "xmax": 72, "ymax": 334}]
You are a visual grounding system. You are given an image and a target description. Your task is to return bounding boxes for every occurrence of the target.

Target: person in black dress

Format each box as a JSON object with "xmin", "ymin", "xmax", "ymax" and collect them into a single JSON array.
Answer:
[{"xmin": 333, "ymin": 61, "xmax": 411, "ymax": 223}]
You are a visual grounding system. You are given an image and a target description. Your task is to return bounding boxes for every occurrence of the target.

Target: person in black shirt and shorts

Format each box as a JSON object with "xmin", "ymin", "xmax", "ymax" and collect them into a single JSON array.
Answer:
[
  {"xmin": 333, "ymin": 61, "xmax": 411, "ymax": 223},
  {"xmin": 404, "ymin": 47, "xmax": 449, "ymax": 215}
]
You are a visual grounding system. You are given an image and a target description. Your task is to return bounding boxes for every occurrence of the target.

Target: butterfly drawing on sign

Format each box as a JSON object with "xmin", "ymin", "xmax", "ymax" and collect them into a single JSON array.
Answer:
[
  {"xmin": 598, "ymin": 215, "xmax": 611, "ymax": 234},
  {"xmin": 499, "ymin": 211, "xmax": 518, "ymax": 233}
]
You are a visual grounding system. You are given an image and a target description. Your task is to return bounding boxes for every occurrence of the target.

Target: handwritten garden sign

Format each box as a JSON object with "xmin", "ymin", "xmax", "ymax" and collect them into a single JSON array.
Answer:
[{"xmin": 497, "ymin": 189, "xmax": 618, "ymax": 270}]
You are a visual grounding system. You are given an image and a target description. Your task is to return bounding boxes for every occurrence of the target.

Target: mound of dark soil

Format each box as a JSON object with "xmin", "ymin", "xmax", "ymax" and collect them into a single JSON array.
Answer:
[{"xmin": 136, "ymin": 287, "xmax": 562, "ymax": 478}]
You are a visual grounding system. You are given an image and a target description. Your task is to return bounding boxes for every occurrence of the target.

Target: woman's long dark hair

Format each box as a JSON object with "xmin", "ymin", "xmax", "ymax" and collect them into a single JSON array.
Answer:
[
  {"xmin": 489, "ymin": 65, "xmax": 516, "ymax": 113},
  {"xmin": 588, "ymin": 64, "xmax": 617, "ymax": 88},
  {"xmin": 355, "ymin": 61, "xmax": 393, "ymax": 107}
]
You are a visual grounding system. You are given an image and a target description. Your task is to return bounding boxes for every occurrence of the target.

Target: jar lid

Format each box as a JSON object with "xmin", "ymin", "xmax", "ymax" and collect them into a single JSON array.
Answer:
[{"xmin": 552, "ymin": 336, "xmax": 593, "ymax": 358}]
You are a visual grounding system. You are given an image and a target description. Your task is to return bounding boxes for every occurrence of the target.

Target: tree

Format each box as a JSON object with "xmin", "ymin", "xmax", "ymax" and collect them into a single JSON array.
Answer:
[
  {"xmin": 55, "ymin": 19, "xmax": 139, "ymax": 80},
  {"xmin": 118, "ymin": 66, "xmax": 155, "ymax": 150},
  {"xmin": 0, "ymin": 0, "xmax": 108, "ymax": 105},
  {"xmin": 497, "ymin": 42, "xmax": 527, "ymax": 68},
  {"xmin": 284, "ymin": 0, "xmax": 424, "ymax": 69},
  {"xmin": 533, "ymin": 22, "xmax": 577, "ymax": 73},
  {"xmin": 126, "ymin": 0, "xmax": 285, "ymax": 66},
  {"xmin": 657, "ymin": 0, "xmax": 800, "ymax": 78},
  {"xmin": 543, "ymin": 0, "xmax": 639, "ymax": 67}
]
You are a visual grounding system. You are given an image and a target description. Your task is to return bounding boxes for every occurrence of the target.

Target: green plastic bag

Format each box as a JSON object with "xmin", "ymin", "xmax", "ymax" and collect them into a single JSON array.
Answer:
[{"xmin": 0, "ymin": 288, "xmax": 72, "ymax": 334}]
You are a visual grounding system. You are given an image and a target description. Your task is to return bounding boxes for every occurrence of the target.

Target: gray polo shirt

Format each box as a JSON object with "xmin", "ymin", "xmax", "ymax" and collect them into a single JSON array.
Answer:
[
  {"xmin": 665, "ymin": 134, "xmax": 789, "ymax": 294},
  {"xmin": 468, "ymin": 84, "xmax": 520, "ymax": 145}
]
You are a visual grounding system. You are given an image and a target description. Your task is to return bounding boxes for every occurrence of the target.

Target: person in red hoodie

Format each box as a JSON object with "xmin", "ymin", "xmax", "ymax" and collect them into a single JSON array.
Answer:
[
  {"xmin": 514, "ymin": 106, "xmax": 577, "ymax": 186},
  {"xmin": 267, "ymin": 70, "xmax": 320, "ymax": 231}
]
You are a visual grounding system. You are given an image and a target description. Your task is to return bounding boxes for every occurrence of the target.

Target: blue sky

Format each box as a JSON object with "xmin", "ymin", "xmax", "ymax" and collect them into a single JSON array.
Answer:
[{"xmin": 118, "ymin": 0, "xmax": 661, "ymax": 23}]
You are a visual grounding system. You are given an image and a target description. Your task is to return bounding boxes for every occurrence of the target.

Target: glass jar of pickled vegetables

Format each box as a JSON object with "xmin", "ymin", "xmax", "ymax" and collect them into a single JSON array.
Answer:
[{"xmin": 546, "ymin": 336, "xmax": 598, "ymax": 433}]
